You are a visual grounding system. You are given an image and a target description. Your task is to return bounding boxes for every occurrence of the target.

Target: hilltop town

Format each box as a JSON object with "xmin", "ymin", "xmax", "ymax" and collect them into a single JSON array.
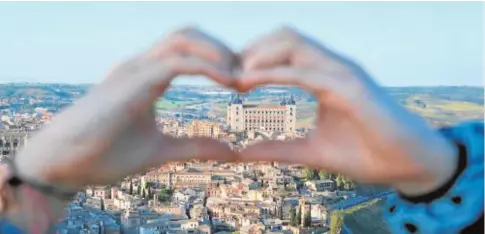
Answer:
[{"xmin": 0, "ymin": 83, "xmax": 483, "ymax": 234}]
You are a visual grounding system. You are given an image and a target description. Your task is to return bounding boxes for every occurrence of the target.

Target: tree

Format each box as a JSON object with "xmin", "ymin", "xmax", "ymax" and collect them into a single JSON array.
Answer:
[
  {"xmin": 100, "ymin": 199, "xmax": 105, "ymax": 211},
  {"xmin": 344, "ymin": 180, "xmax": 355, "ymax": 190},
  {"xmin": 129, "ymin": 180, "xmax": 133, "ymax": 195},
  {"xmin": 303, "ymin": 205, "xmax": 311, "ymax": 227},
  {"xmin": 296, "ymin": 206, "xmax": 302, "ymax": 226},
  {"xmin": 318, "ymin": 170, "xmax": 331, "ymax": 180},
  {"xmin": 330, "ymin": 213, "xmax": 344, "ymax": 234},
  {"xmin": 141, "ymin": 188, "xmax": 146, "ymax": 198},
  {"xmin": 278, "ymin": 204, "xmax": 283, "ymax": 220},
  {"xmin": 335, "ymin": 174, "xmax": 344, "ymax": 190},
  {"xmin": 159, "ymin": 189, "xmax": 173, "ymax": 202},
  {"xmin": 145, "ymin": 182, "xmax": 152, "ymax": 190},
  {"xmin": 289, "ymin": 207, "xmax": 297, "ymax": 226},
  {"xmin": 147, "ymin": 188, "xmax": 152, "ymax": 199},
  {"xmin": 302, "ymin": 167, "xmax": 315, "ymax": 181}
]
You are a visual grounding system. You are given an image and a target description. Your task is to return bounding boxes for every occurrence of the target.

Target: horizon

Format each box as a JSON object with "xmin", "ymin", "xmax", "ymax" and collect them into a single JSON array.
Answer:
[
  {"xmin": 0, "ymin": 81, "xmax": 483, "ymax": 88},
  {"xmin": 0, "ymin": 2, "xmax": 483, "ymax": 86}
]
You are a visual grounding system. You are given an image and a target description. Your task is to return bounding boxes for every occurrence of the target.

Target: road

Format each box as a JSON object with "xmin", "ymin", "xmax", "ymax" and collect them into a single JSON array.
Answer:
[
  {"xmin": 332, "ymin": 191, "xmax": 394, "ymax": 234},
  {"xmin": 329, "ymin": 191, "xmax": 393, "ymax": 212}
]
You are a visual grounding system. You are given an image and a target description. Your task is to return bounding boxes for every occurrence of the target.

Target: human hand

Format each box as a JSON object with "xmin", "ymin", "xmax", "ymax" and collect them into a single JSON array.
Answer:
[
  {"xmin": 236, "ymin": 27, "xmax": 458, "ymax": 196},
  {"xmin": 13, "ymin": 27, "xmax": 238, "ymax": 191}
]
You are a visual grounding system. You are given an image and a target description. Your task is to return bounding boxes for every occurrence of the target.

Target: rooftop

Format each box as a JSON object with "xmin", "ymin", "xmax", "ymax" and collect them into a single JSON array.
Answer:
[{"xmin": 243, "ymin": 104, "xmax": 286, "ymax": 109}]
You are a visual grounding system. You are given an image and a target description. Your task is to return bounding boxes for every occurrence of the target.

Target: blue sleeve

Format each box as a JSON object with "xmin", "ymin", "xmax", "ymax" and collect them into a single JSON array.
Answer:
[
  {"xmin": 0, "ymin": 220, "xmax": 24, "ymax": 234},
  {"xmin": 384, "ymin": 121, "xmax": 484, "ymax": 234}
]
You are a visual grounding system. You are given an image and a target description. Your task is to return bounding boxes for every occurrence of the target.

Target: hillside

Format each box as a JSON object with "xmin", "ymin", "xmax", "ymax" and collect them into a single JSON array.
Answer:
[
  {"xmin": 343, "ymin": 199, "xmax": 391, "ymax": 234},
  {"xmin": 0, "ymin": 84, "xmax": 482, "ymax": 127},
  {"xmin": 0, "ymin": 83, "xmax": 90, "ymax": 99}
]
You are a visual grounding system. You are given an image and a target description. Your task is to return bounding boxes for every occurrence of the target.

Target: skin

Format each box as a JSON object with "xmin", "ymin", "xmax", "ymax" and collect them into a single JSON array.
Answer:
[
  {"xmin": 235, "ymin": 27, "xmax": 457, "ymax": 196},
  {"xmin": 5, "ymin": 27, "xmax": 458, "ymax": 227},
  {"xmin": 13, "ymin": 27, "xmax": 239, "ymax": 191}
]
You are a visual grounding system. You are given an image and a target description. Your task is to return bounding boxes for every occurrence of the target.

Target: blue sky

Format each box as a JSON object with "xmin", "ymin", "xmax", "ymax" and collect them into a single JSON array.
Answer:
[{"xmin": 0, "ymin": 2, "xmax": 483, "ymax": 86}]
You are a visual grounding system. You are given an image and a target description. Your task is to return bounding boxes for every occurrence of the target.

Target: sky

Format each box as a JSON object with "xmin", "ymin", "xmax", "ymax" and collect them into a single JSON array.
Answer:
[{"xmin": 0, "ymin": 2, "xmax": 483, "ymax": 86}]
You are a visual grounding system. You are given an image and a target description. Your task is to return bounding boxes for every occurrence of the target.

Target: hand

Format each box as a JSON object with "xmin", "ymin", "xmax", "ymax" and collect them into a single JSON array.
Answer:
[
  {"xmin": 236, "ymin": 27, "xmax": 458, "ymax": 195},
  {"xmin": 13, "ymin": 27, "xmax": 238, "ymax": 191}
]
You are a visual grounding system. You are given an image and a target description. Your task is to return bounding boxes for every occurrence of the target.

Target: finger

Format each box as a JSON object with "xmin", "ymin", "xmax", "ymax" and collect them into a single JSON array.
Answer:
[
  {"xmin": 139, "ymin": 54, "xmax": 235, "ymax": 102},
  {"xmin": 155, "ymin": 136, "xmax": 237, "ymax": 163},
  {"xmin": 242, "ymin": 26, "xmax": 300, "ymax": 59},
  {"xmin": 236, "ymin": 67, "xmax": 318, "ymax": 93},
  {"xmin": 166, "ymin": 54, "xmax": 235, "ymax": 87},
  {"xmin": 242, "ymin": 41, "xmax": 295, "ymax": 71},
  {"xmin": 239, "ymin": 139, "xmax": 318, "ymax": 166},
  {"xmin": 150, "ymin": 27, "xmax": 237, "ymax": 74}
]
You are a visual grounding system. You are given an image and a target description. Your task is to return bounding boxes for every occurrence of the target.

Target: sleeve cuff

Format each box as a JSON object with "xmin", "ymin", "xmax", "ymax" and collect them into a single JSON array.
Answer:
[{"xmin": 384, "ymin": 122, "xmax": 484, "ymax": 234}]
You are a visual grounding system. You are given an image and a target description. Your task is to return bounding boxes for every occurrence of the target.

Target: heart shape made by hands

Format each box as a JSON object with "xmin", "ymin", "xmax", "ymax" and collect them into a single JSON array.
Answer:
[{"xmin": 13, "ymin": 27, "xmax": 457, "ymax": 198}]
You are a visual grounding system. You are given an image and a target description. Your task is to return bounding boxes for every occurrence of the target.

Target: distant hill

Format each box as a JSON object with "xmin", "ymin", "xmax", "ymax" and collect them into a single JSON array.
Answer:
[
  {"xmin": 0, "ymin": 83, "xmax": 90, "ymax": 99},
  {"xmin": 0, "ymin": 84, "xmax": 482, "ymax": 127}
]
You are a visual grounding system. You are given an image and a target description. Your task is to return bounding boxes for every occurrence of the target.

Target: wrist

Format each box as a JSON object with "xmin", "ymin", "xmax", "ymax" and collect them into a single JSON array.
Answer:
[
  {"xmin": 393, "ymin": 131, "xmax": 459, "ymax": 196},
  {"xmin": 1, "ymin": 165, "xmax": 70, "ymax": 234},
  {"xmin": 5, "ymin": 183, "xmax": 69, "ymax": 233}
]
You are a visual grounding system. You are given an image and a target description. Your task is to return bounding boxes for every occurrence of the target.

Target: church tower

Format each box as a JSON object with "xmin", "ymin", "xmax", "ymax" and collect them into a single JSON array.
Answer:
[
  {"xmin": 227, "ymin": 94, "xmax": 244, "ymax": 132},
  {"xmin": 285, "ymin": 95, "xmax": 296, "ymax": 134}
]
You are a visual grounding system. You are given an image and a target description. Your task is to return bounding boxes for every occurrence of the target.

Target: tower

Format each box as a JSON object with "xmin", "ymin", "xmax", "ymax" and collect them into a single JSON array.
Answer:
[
  {"xmin": 167, "ymin": 172, "xmax": 172, "ymax": 190},
  {"xmin": 285, "ymin": 95, "xmax": 296, "ymax": 133},
  {"xmin": 227, "ymin": 94, "xmax": 244, "ymax": 132}
]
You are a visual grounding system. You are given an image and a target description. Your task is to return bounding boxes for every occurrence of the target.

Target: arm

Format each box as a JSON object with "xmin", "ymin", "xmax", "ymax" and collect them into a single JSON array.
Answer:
[
  {"xmin": 385, "ymin": 122, "xmax": 484, "ymax": 234},
  {"xmin": 235, "ymin": 27, "xmax": 484, "ymax": 232},
  {"xmin": 0, "ymin": 27, "xmax": 238, "ymax": 233}
]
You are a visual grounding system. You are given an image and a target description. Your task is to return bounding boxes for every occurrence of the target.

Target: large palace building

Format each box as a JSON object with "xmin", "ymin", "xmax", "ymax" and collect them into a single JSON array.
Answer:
[{"xmin": 227, "ymin": 95, "xmax": 296, "ymax": 133}]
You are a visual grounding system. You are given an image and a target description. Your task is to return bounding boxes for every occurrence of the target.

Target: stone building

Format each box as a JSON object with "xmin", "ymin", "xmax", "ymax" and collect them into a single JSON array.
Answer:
[
  {"xmin": 142, "ymin": 172, "xmax": 213, "ymax": 189},
  {"xmin": 227, "ymin": 95, "xmax": 296, "ymax": 133},
  {"xmin": 0, "ymin": 131, "xmax": 29, "ymax": 163},
  {"xmin": 187, "ymin": 120, "xmax": 222, "ymax": 139}
]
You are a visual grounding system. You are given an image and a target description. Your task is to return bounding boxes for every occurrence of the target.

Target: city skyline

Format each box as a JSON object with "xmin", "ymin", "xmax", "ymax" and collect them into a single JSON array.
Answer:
[{"xmin": 0, "ymin": 2, "xmax": 483, "ymax": 86}]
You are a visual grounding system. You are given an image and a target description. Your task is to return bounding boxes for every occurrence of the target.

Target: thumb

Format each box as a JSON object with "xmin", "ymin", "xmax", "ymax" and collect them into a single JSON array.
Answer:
[
  {"xmin": 154, "ymin": 136, "xmax": 237, "ymax": 163},
  {"xmin": 239, "ymin": 139, "xmax": 318, "ymax": 166}
]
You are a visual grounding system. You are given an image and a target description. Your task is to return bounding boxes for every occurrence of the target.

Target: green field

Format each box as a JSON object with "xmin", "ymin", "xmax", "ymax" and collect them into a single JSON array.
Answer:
[
  {"xmin": 155, "ymin": 100, "xmax": 191, "ymax": 109},
  {"xmin": 434, "ymin": 101, "xmax": 484, "ymax": 111},
  {"xmin": 404, "ymin": 95, "xmax": 483, "ymax": 126}
]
